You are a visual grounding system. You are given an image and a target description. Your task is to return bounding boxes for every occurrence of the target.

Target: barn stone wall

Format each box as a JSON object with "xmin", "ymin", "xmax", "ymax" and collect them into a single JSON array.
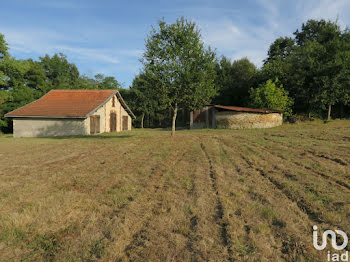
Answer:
[
  {"xmin": 88, "ymin": 94, "xmax": 132, "ymax": 134},
  {"xmin": 13, "ymin": 118, "xmax": 87, "ymax": 138},
  {"xmin": 216, "ymin": 111, "xmax": 283, "ymax": 129},
  {"xmin": 103, "ymin": 94, "xmax": 131, "ymax": 132}
]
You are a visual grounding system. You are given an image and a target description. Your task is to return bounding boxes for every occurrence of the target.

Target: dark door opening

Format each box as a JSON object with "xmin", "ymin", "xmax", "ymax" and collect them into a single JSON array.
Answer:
[
  {"xmin": 122, "ymin": 116, "xmax": 128, "ymax": 131},
  {"xmin": 110, "ymin": 112, "xmax": 116, "ymax": 132},
  {"xmin": 90, "ymin": 115, "xmax": 100, "ymax": 134}
]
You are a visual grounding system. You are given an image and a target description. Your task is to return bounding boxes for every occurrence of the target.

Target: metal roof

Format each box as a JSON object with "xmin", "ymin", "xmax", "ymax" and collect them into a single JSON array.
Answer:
[{"xmin": 213, "ymin": 105, "xmax": 283, "ymax": 114}]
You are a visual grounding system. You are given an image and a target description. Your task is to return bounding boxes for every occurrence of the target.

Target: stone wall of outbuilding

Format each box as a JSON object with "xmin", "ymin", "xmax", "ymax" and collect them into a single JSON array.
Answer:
[
  {"xmin": 13, "ymin": 118, "xmax": 87, "ymax": 138},
  {"xmin": 215, "ymin": 111, "xmax": 283, "ymax": 129}
]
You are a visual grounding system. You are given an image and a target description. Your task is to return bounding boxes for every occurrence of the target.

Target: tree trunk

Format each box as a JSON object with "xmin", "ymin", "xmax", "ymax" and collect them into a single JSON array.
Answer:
[
  {"xmin": 171, "ymin": 103, "xmax": 178, "ymax": 137},
  {"xmin": 141, "ymin": 112, "xmax": 144, "ymax": 129},
  {"xmin": 328, "ymin": 104, "xmax": 332, "ymax": 120}
]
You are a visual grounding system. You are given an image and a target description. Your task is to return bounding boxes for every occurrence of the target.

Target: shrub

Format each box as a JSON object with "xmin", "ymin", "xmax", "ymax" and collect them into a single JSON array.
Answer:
[{"xmin": 249, "ymin": 79, "xmax": 293, "ymax": 116}]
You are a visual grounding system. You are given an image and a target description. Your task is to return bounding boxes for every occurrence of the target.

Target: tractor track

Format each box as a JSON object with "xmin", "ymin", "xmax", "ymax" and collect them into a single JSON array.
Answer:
[
  {"xmin": 215, "ymin": 137, "xmax": 311, "ymax": 260},
  {"xmin": 200, "ymin": 142, "xmax": 234, "ymax": 262},
  {"xmin": 218, "ymin": 137, "xmax": 323, "ymax": 225},
  {"xmin": 254, "ymin": 137, "xmax": 350, "ymax": 191}
]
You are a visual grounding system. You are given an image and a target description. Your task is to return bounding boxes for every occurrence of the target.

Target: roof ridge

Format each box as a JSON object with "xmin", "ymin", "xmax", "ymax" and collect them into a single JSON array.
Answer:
[
  {"xmin": 50, "ymin": 89, "xmax": 117, "ymax": 92},
  {"xmin": 5, "ymin": 89, "xmax": 136, "ymax": 119}
]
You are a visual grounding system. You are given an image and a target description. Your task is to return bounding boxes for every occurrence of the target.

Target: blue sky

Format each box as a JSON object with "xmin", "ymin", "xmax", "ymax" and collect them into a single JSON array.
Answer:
[{"xmin": 1, "ymin": 0, "xmax": 350, "ymax": 88}]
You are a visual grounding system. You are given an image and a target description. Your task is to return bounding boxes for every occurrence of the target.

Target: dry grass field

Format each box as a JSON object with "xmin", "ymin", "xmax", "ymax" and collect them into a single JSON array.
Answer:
[{"xmin": 1, "ymin": 120, "xmax": 350, "ymax": 261}]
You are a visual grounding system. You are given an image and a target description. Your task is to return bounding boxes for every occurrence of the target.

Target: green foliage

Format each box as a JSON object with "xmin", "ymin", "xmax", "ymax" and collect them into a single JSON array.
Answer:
[
  {"xmin": 39, "ymin": 53, "xmax": 79, "ymax": 90},
  {"xmin": 0, "ymin": 33, "xmax": 8, "ymax": 60},
  {"xmin": 127, "ymin": 72, "xmax": 161, "ymax": 128},
  {"xmin": 142, "ymin": 17, "xmax": 217, "ymax": 134},
  {"xmin": 263, "ymin": 19, "xmax": 350, "ymax": 118},
  {"xmin": 94, "ymin": 74, "xmax": 122, "ymax": 90},
  {"xmin": 264, "ymin": 37, "xmax": 295, "ymax": 64},
  {"xmin": 249, "ymin": 79, "xmax": 293, "ymax": 116},
  {"xmin": 214, "ymin": 57, "xmax": 257, "ymax": 106},
  {"xmin": 25, "ymin": 60, "xmax": 48, "ymax": 94}
]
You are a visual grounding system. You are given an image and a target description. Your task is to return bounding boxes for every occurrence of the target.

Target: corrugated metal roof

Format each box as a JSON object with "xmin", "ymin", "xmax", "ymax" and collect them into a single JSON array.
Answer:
[
  {"xmin": 5, "ymin": 90, "xmax": 136, "ymax": 119},
  {"xmin": 213, "ymin": 105, "xmax": 283, "ymax": 114}
]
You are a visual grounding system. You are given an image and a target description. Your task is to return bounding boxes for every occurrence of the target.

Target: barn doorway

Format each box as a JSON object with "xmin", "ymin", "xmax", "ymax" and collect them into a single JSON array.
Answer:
[
  {"xmin": 90, "ymin": 115, "xmax": 100, "ymax": 134},
  {"xmin": 122, "ymin": 116, "xmax": 128, "ymax": 131},
  {"xmin": 110, "ymin": 112, "xmax": 116, "ymax": 132}
]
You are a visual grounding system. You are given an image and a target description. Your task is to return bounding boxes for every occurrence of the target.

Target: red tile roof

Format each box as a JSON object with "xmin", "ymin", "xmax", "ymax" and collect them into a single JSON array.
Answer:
[
  {"xmin": 6, "ymin": 90, "xmax": 135, "ymax": 118},
  {"xmin": 213, "ymin": 105, "xmax": 283, "ymax": 114}
]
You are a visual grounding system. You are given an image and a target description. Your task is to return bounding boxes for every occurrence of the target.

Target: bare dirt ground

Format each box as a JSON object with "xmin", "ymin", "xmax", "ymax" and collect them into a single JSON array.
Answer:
[{"xmin": 0, "ymin": 120, "xmax": 349, "ymax": 261}]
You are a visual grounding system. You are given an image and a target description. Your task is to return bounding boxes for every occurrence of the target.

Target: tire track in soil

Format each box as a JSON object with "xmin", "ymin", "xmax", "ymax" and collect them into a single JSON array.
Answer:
[
  {"xmin": 90, "ymin": 139, "xmax": 175, "ymax": 260},
  {"xmin": 242, "ymin": 139, "xmax": 350, "ymax": 193},
  {"xmin": 185, "ymin": 166, "xmax": 207, "ymax": 262},
  {"xmin": 218, "ymin": 137, "xmax": 323, "ymax": 225},
  {"xmin": 200, "ymin": 142, "xmax": 234, "ymax": 262},
  {"xmin": 239, "ymin": 148, "xmax": 323, "ymax": 224},
  {"xmin": 230, "ymin": 137, "xmax": 350, "ymax": 253},
  {"xmin": 305, "ymin": 150, "xmax": 347, "ymax": 166},
  {"xmin": 120, "ymin": 148, "xmax": 195, "ymax": 261},
  {"xmin": 258, "ymin": 137, "xmax": 350, "ymax": 191},
  {"xmin": 264, "ymin": 136, "xmax": 349, "ymax": 166},
  {"xmin": 86, "ymin": 152, "xmax": 166, "ymax": 261},
  {"xmin": 216, "ymin": 138, "xmax": 312, "ymax": 260}
]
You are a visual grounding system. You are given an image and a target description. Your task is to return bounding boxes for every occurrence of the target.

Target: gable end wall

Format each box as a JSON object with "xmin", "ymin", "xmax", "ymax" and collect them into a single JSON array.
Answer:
[{"xmin": 88, "ymin": 94, "xmax": 132, "ymax": 133}]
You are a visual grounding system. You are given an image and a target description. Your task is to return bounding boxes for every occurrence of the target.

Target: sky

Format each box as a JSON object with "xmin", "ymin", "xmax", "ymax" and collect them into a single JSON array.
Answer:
[{"xmin": 1, "ymin": 0, "xmax": 350, "ymax": 88}]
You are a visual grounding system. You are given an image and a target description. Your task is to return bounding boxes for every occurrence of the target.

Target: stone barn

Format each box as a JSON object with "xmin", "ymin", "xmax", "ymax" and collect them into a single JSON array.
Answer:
[
  {"xmin": 190, "ymin": 105, "xmax": 283, "ymax": 129},
  {"xmin": 5, "ymin": 90, "xmax": 135, "ymax": 138}
]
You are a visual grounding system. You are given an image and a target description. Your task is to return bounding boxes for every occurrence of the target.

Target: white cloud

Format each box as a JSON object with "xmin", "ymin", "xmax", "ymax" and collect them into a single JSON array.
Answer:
[
  {"xmin": 55, "ymin": 46, "xmax": 120, "ymax": 64},
  {"xmin": 196, "ymin": 0, "xmax": 350, "ymax": 67},
  {"xmin": 198, "ymin": 18, "xmax": 277, "ymax": 66},
  {"xmin": 298, "ymin": 0, "xmax": 350, "ymax": 29},
  {"xmin": 1, "ymin": 26, "xmax": 142, "ymax": 66}
]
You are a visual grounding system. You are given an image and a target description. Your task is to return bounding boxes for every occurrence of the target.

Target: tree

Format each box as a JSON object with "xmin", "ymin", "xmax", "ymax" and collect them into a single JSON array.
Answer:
[
  {"xmin": 142, "ymin": 17, "xmax": 217, "ymax": 136},
  {"xmin": 262, "ymin": 19, "xmax": 350, "ymax": 119},
  {"xmin": 214, "ymin": 57, "xmax": 257, "ymax": 106},
  {"xmin": 39, "ymin": 53, "xmax": 79, "ymax": 90},
  {"xmin": 261, "ymin": 37, "xmax": 295, "ymax": 102},
  {"xmin": 292, "ymin": 19, "xmax": 349, "ymax": 119},
  {"xmin": 94, "ymin": 74, "xmax": 122, "ymax": 90},
  {"xmin": 25, "ymin": 60, "xmax": 48, "ymax": 94},
  {"xmin": 0, "ymin": 90, "xmax": 11, "ymax": 128},
  {"xmin": 264, "ymin": 37, "xmax": 295, "ymax": 64},
  {"xmin": 128, "ymin": 73, "xmax": 159, "ymax": 128},
  {"xmin": 249, "ymin": 79, "xmax": 293, "ymax": 116},
  {"xmin": 0, "ymin": 33, "xmax": 9, "ymax": 60}
]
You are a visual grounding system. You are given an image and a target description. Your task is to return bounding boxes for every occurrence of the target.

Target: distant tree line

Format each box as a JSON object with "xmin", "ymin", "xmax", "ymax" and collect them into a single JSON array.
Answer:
[{"xmin": 1, "ymin": 18, "xmax": 350, "ymax": 133}]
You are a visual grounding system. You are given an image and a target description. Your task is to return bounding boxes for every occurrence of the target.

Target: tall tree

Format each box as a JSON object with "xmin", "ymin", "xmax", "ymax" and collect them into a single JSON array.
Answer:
[
  {"xmin": 129, "ymin": 72, "xmax": 159, "ymax": 128},
  {"xmin": 39, "ymin": 53, "xmax": 79, "ymax": 90},
  {"xmin": 94, "ymin": 74, "xmax": 122, "ymax": 90},
  {"xmin": 0, "ymin": 33, "xmax": 8, "ymax": 60},
  {"xmin": 264, "ymin": 37, "xmax": 295, "ymax": 64},
  {"xmin": 25, "ymin": 60, "xmax": 48, "ymax": 94},
  {"xmin": 142, "ymin": 17, "xmax": 217, "ymax": 136},
  {"xmin": 262, "ymin": 19, "xmax": 350, "ymax": 119},
  {"xmin": 214, "ymin": 57, "xmax": 257, "ymax": 106},
  {"xmin": 293, "ymin": 19, "xmax": 349, "ymax": 119},
  {"xmin": 249, "ymin": 79, "xmax": 293, "ymax": 116}
]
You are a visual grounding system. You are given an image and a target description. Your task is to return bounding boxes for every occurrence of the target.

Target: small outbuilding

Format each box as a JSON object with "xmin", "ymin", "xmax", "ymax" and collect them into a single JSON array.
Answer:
[
  {"xmin": 5, "ymin": 90, "xmax": 136, "ymax": 137},
  {"xmin": 190, "ymin": 105, "xmax": 283, "ymax": 129}
]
